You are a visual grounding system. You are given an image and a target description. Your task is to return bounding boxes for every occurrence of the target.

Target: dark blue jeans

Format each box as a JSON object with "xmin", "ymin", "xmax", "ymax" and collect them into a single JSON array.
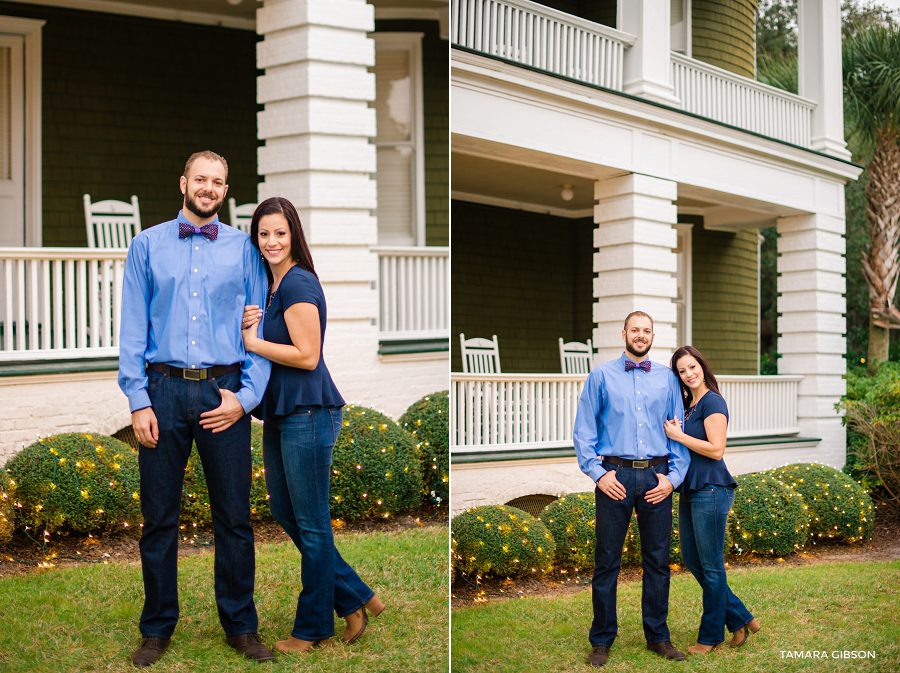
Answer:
[
  {"xmin": 263, "ymin": 406, "xmax": 375, "ymax": 641},
  {"xmin": 139, "ymin": 368, "xmax": 257, "ymax": 639},
  {"xmin": 591, "ymin": 461, "xmax": 673, "ymax": 647},
  {"xmin": 679, "ymin": 485, "xmax": 754, "ymax": 645}
]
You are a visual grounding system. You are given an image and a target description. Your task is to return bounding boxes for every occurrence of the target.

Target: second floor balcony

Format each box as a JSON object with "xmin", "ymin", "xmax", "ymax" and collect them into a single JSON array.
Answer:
[{"xmin": 451, "ymin": 0, "xmax": 825, "ymax": 150}]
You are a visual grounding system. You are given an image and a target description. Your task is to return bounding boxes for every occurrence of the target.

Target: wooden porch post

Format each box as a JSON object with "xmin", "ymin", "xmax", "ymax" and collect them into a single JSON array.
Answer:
[
  {"xmin": 619, "ymin": 0, "xmax": 680, "ymax": 106},
  {"xmin": 592, "ymin": 173, "xmax": 679, "ymax": 364},
  {"xmin": 777, "ymin": 212, "xmax": 847, "ymax": 465},
  {"xmin": 255, "ymin": 0, "xmax": 379, "ymax": 380}
]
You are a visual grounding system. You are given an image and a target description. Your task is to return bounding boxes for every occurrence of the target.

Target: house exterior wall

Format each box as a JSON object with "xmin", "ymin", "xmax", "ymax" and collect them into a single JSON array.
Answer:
[
  {"xmin": 0, "ymin": 2, "xmax": 261, "ymax": 246},
  {"xmin": 692, "ymin": 0, "xmax": 757, "ymax": 78},
  {"xmin": 450, "ymin": 201, "xmax": 594, "ymax": 373},
  {"xmin": 691, "ymin": 225, "xmax": 759, "ymax": 373},
  {"xmin": 375, "ymin": 19, "xmax": 449, "ymax": 246}
]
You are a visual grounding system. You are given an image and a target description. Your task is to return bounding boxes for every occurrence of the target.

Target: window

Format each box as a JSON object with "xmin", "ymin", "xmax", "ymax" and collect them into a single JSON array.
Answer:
[{"xmin": 370, "ymin": 33, "xmax": 425, "ymax": 246}]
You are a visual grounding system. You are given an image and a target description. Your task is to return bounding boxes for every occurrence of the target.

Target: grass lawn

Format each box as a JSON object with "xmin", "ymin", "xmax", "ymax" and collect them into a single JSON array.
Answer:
[
  {"xmin": 452, "ymin": 561, "xmax": 900, "ymax": 673},
  {"xmin": 0, "ymin": 526, "xmax": 448, "ymax": 673}
]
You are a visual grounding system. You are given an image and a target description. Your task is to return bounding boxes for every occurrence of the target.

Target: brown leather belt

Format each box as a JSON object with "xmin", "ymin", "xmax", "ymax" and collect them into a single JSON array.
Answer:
[
  {"xmin": 603, "ymin": 455, "xmax": 667, "ymax": 469},
  {"xmin": 146, "ymin": 362, "xmax": 240, "ymax": 381}
]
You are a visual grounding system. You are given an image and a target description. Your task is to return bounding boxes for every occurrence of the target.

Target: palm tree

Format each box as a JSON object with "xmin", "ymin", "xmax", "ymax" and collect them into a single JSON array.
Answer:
[{"xmin": 842, "ymin": 24, "xmax": 900, "ymax": 367}]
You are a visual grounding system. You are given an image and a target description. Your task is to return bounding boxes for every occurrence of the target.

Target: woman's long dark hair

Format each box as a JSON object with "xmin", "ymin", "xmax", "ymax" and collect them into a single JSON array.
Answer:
[
  {"xmin": 670, "ymin": 345, "xmax": 721, "ymax": 410},
  {"xmin": 249, "ymin": 197, "xmax": 317, "ymax": 285}
]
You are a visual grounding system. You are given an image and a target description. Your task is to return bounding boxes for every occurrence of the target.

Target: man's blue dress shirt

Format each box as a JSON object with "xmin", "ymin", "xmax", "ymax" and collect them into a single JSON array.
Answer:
[
  {"xmin": 118, "ymin": 211, "xmax": 271, "ymax": 414},
  {"xmin": 573, "ymin": 352, "xmax": 690, "ymax": 488}
]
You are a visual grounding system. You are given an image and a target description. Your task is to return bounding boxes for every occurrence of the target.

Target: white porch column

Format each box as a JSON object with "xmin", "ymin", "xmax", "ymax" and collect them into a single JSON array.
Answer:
[
  {"xmin": 593, "ymin": 174, "xmax": 679, "ymax": 364},
  {"xmin": 798, "ymin": 0, "xmax": 851, "ymax": 159},
  {"xmin": 619, "ymin": 0, "xmax": 680, "ymax": 106},
  {"xmin": 776, "ymin": 213, "xmax": 847, "ymax": 466},
  {"xmin": 256, "ymin": 0, "xmax": 379, "ymax": 375}
]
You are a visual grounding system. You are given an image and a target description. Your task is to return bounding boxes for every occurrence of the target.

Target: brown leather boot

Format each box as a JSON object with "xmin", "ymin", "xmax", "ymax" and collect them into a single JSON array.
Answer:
[
  {"xmin": 687, "ymin": 643, "xmax": 721, "ymax": 655},
  {"xmin": 341, "ymin": 608, "xmax": 369, "ymax": 644},
  {"xmin": 131, "ymin": 637, "xmax": 171, "ymax": 668},
  {"xmin": 364, "ymin": 595, "xmax": 386, "ymax": 618},
  {"xmin": 729, "ymin": 618, "xmax": 761, "ymax": 647},
  {"xmin": 273, "ymin": 636, "xmax": 320, "ymax": 654}
]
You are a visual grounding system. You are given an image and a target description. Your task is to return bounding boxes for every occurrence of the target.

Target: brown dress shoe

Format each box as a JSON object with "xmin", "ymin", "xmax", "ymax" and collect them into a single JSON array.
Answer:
[
  {"xmin": 585, "ymin": 645, "xmax": 610, "ymax": 667},
  {"xmin": 225, "ymin": 633, "xmax": 276, "ymax": 663},
  {"xmin": 131, "ymin": 637, "xmax": 171, "ymax": 668},
  {"xmin": 647, "ymin": 641, "xmax": 687, "ymax": 661},
  {"xmin": 687, "ymin": 642, "xmax": 721, "ymax": 655},
  {"xmin": 729, "ymin": 618, "xmax": 762, "ymax": 647}
]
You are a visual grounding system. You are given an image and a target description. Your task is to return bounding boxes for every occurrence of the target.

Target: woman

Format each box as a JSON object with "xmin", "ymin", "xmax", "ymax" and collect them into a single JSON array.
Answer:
[
  {"xmin": 663, "ymin": 346, "xmax": 760, "ymax": 654},
  {"xmin": 241, "ymin": 197, "xmax": 384, "ymax": 654}
]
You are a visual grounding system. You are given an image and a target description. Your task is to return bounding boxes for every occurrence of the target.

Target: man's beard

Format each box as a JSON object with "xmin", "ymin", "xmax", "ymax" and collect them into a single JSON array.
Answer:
[
  {"xmin": 184, "ymin": 191, "xmax": 223, "ymax": 219},
  {"xmin": 626, "ymin": 338, "xmax": 652, "ymax": 358}
]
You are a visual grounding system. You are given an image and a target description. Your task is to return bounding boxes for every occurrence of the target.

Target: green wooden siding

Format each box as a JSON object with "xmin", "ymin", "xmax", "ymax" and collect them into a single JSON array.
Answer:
[
  {"xmin": 0, "ymin": 3, "xmax": 262, "ymax": 246},
  {"xmin": 691, "ymin": 225, "xmax": 759, "ymax": 374},
  {"xmin": 451, "ymin": 201, "xmax": 594, "ymax": 373},
  {"xmin": 375, "ymin": 20, "xmax": 448, "ymax": 246},
  {"xmin": 691, "ymin": 0, "xmax": 758, "ymax": 78}
]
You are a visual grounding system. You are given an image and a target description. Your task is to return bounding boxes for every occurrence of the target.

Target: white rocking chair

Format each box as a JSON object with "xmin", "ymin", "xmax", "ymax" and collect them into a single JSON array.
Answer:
[
  {"xmin": 83, "ymin": 194, "xmax": 141, "ymax": 248},
  {"xmin": 559, "ymin": 338, "xmax": 594, "ymax": 374}
]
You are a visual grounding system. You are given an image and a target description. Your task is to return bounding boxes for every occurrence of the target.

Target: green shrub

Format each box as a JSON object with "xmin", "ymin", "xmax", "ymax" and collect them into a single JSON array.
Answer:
[
  {"xmin": 399, "ymin": 391, "xmax": 449, "ymax": 506},
  {"xmin": 728, "ymin": 472, "xmax": 809, "ymax": 557},
  {"xmin": 180, "ymin": 424, "xmax": 269, "ymax": 526},
  {"xmin": 841, "ymin": 362, "xmax": 900, "ymax": 499},
  {"xmin": 0, "ymin": 471, "xmax": 15, "ymax": 547},
  {"xmin": 3, "ymin": 433, "xmax": 141, "ymax": 535},
  {"xmin": 330, "ymin": 405, "xmax": 423, "ymax": 520},
  {"xmin": 452, "ymin": 505, "xmax": 555, "ymax": 579},
  {"xmin": 540, "ymin": 492, "xmax": 594, "ymax": 569},
  {"xmin": 768, "ymin": 463, "xmax": 874, "ymax": 544}
]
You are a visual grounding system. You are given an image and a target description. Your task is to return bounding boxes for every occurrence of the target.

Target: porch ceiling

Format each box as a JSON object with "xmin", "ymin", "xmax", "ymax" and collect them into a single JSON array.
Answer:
[
  {"xmin": 452, "ymin": 151, "xmax": 809, "ymax": 226},
  {"xmin": 7, "ymin": 0, "xmax": 445, "ymax": 24}
]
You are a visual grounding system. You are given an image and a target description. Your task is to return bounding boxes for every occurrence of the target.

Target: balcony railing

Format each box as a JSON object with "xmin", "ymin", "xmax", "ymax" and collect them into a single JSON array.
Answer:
[
  {"xmin": 374, "ymin": 246, "xmax": 449, "ymax": 341},
  {"xmin": 0, "ymin": 247, "xmax": 126, "ymax": 362},
  {"xmin": 451, "ymin": 372, "xmax": 803, "ymax": 453},
  {"xmin": 452, "ymin": 0, "xmax": 817, "ymax": 148},
  {"xmin": 671, "ymin": 53, "xmax": 815, "ymax": 146},
  {"xmin": 451, "ymin": 0, "xmax": 635, "ymax": 90}
]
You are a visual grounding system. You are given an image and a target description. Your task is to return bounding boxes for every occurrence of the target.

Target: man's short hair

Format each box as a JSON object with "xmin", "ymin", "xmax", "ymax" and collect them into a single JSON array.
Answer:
[
  {"xmin": 183, "ymin": 151, "xmax": 228, "ymax": 181},
  {"xmin": 624, "ymin": 310, "xmax": 654, "ymax": 331}
]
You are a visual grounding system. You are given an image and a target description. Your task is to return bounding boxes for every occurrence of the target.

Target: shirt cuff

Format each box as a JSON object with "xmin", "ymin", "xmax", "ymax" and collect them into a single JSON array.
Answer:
[
  {"xmin": 587, "ymin": 463, "xmax": 607, "ymax": 484},
  {"xmin": 234, "ymin": 388, "xmax": 257, "ymax": 415},
  {"xmin": 666, "ymin": 470, "xmax": 684, "ymax": 490},
  {"xmin": 128, "ymin": 390, "xmax": 151, "ymax": 413}
]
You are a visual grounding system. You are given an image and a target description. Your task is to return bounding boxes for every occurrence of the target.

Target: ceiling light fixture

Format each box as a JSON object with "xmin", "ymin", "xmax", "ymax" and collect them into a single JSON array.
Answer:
[{"xmin": 560, "ymin": 184, "xmax": 575, "ymax": 202}]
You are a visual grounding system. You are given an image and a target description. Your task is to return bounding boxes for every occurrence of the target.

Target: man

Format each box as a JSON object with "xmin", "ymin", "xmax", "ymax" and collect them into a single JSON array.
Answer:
[
  {"xmin": 573, "ymin": 311, "xmax": 690, "ymax": 667},
  {"xmin": 119, "ymin": 151, "xmax": 274, "ymax": 667}
]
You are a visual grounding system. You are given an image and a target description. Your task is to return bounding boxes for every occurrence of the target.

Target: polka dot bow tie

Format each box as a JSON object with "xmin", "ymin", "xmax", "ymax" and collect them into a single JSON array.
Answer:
[
  {"xmin": 178, "ymin": 221, "xmax": 218, "ymax": 241},
  {"xmin": 624, "ymin": 359, "xmax": 651, "ymax": 372}
]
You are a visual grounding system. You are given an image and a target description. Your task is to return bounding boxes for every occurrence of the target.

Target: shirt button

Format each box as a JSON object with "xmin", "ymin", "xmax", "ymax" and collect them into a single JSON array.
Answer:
[
  {"xmin": 193, "ymin": 292, "xmax": 197, "ymax": 297},
  {"xmin": 190, "ymin": 365, "xmax": 196, "ymax": 369},
  {"xmin": 193, "ymin": 268, "xmax": 198, "ymax": 273},
  {"xmin": 639, "ymin": 423, "xmax": 642, "ymax": 427},
  {"xmin": 640, "ymin": 440, "xmax": 643, "ymax": 444},
  {"xmin": 638, "ymin": 407, "xmax": 641, "ymax": 411},
  {"xmin": 191, "ymin": 341, "xmax": 195, "ymax": 345},
  {"xmin": 192, "ymin": 316, "xmax": 197, "ymax": 320},
  {"xmin": 195, "ymin": 246, "xmax": 199, "ymax": 250}
]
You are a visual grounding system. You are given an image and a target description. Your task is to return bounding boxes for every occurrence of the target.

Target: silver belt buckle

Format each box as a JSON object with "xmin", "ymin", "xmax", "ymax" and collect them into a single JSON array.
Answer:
[
  {"xmin": 183, "ymin": 368, "xmax": 203, "ymax": 381},
  {"xmin": 632, "ymin": 459, "xmax": 650, "ymax": 468}
]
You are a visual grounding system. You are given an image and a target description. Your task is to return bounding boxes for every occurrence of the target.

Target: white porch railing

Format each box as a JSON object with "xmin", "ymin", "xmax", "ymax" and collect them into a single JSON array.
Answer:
[
  {"xmin": 717, "ymin": 375, "xmax": 803, "ymax": 438},
  {"xmin": 452, "ymin": 373, "xmax": 586, "ymax": 451},
  {"xmin": 0, "ymin": 247, "xmax": 126, "ymax": 362},
  {"xmin": 671, "ymin": 53, "xmax": 815, "ymax": 146},
  {"xmin": 451, "ymin": 372, "xmax": 803, "ymax": 452},
  {"xmin": 374, "ymin": 246, "xmax": 449, "ymax": 340},
  {"xmin": 451, "ymin": 0, "xmax": 636, "ymax": 90}
]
